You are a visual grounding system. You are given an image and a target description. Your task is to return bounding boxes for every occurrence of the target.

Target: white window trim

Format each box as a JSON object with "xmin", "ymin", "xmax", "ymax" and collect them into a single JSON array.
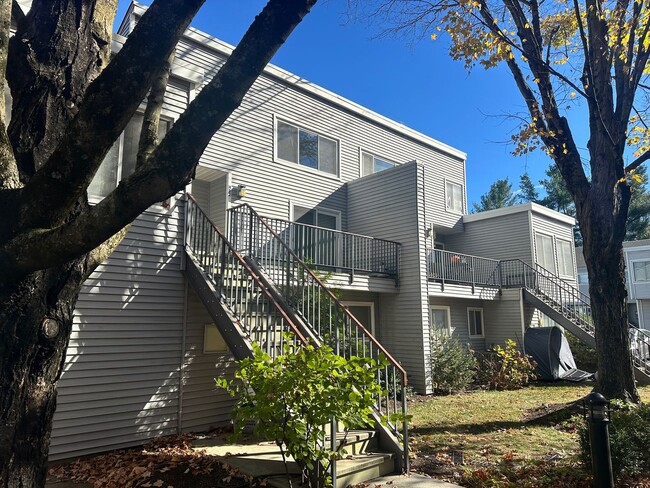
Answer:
[
  {"xmin": 273, "ymin": 114, "xmax": 341, "ymax": 180},
  {"xmin": 534, "ymin": 231, "xmax": 557, "ymax": 274},
  {"xmin": 631, "ymin": 259, "xmax": 650, "ymax": 283},
  {"xmin": 358, "ymin": 148, "xmax": 398, "ymax": 178},
  {"xmin": 444, "ymin": 178, "xmax": 465, "ymax": 214},
  {"xmin": 556, "ymin": 237, "xmax": 575, "ymax": 278},
  {"xmin": 467, "ymin": 307, "xmax": 485, "ymax": 338},
  {"xmin": 429, "ymin": 305, "xmax": 452, "ymax": 335},
  {"xmin": 342, "ymin": 301, "xmax": 375, "ymax": 335}
]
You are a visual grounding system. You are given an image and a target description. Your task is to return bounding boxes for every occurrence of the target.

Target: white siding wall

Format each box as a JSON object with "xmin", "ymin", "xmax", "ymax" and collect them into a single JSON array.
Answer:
[
  {"xmin": 180, "ymin": 288, "xmax": 237, "ymax": 432},
  {"xmin": 483, "ymin": 289, "xmax": 526, "ymax": 350},
  {"xmin": 174, "ymin": 38, "xmax": 465, "ymax": 235},
  {"xmin": 445, "ymin": 211, "xmax": 533, "ymax": 262},
  {"xmin": 50, "ymin": 200, "xmax": 185, "ymax": 460},
  {"xmin": 347, "ymin": 163, "xmax": 430, "ymax": 392},
  {"xmin": 428, "ymin": 296, "xmax": 486, "ymax": 351}
]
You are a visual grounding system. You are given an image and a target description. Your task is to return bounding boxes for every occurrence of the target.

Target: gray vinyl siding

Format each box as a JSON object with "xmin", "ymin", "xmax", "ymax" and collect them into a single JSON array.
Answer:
[
  {"xmin": 625, "ymin": 248, "xmax": 650, "ymax": 300},
  {"xmin": 531, "ymin": 212, "xmax": 577, "ymax": 286},
  {"xmin": 172, "ymin": 37, "xmax": 464, "ymax": 234},
  {"xmin": 445, "ymin": 211, "xmax": 533, "ymax": 263},
  {"xmin": 209, "ymin": 175, "xmax": 230, "ymax": 233},
  {"xmin": 639, "ymin": 299, "xmax": 650, "ymax": 330},
  {"xmin": 50, "ymin": 199, "xmax": 185, "ymax": 460},
  {"xmin": 428, "ymin": 297, "xmax": 486, "ymax": 351},
  {"xmin": 483, "ymin": 289, "xmax": 526, "ymax": 350},
  {"xmin": 181, "ymin": 288, "xmax": 237, "ymax": 433},
  {"xmin": 422, "ymin": 164, "xmax": 464, "ymax": 233},
  {"xmin": 191, "ymin": 179, "xmax": 211, "ymax": 213},
  {"xmin": 347, "ymin": 163, "xmax": 430, "ymax": 392}
]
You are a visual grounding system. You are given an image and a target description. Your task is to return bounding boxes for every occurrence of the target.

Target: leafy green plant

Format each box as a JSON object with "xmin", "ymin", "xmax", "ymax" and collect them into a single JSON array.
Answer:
[
  {"xmin": 576, "ymin": 402, "xmax": 650, "ymax": 478},
  {"xmin": 476, "ymin": 340, "xmax": 537, "ymax": 390},
  {"xmin": 216, "ymin": 341, "xmax": 393, "ymax": 488},
  {"xmin": 429, "ymin": 332, "xmax": 477, "ymax": 394}
]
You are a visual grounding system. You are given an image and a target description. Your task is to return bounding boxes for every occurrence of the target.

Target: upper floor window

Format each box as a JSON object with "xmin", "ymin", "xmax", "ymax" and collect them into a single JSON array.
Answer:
[
  {"xmin": 578, "ymin": 272, "xmax": 589, "ymax": 284},
  {"xmin": 361, "ymin": 151, "xmax": 396, "ymax": 176},
  {"xmin": 556, "ymin": 239, "xmax": 574, "ymax": 277},
  {"xmin": 633, "ymin": 261, "xmax": 650, "ymax": 282},
  {"xmin": 535, "ymin": 233, "xmax": 555, "ymax": 272},
  {"xmin": 88, "ymin": 113, "xmax": 169, "ymax": 198},
  {"xmin": 445, "ymin": 180, "xmax": 464, "ymax": 213},
  {"xmin": 276, "ymin": 119, "xmax": 338, "ymax": 176}
]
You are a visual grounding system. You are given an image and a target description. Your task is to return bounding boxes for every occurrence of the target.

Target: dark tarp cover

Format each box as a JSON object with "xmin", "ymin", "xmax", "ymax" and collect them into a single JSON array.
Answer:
[{"xmin": 524, "ymin": 326, "xmax": 592, "ymax": 381}]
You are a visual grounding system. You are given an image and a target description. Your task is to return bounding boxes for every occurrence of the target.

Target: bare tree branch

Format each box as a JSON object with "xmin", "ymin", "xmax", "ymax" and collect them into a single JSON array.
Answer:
[
  {"xmin": 137, "ymin": 51, "xmax": 175, "ymax": 168},
  {"xmin": 625, "ymin": 149, "xmax": 650, "ymax": 173},
  {"xmin": 0, "ymin": 0, "xmax": 318, "ymax": 275},
  {"xmin": 0, "ymin": 0, "xmax": 19, "ymax": 189},
  {"xmin": 17, "ymin": 0, "xmax": 205, "ymax": 230}
]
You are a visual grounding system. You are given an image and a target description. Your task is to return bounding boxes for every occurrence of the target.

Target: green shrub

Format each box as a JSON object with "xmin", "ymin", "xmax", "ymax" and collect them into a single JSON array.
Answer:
[
  {"xmin": 565, "ymin": 333, "xmax": 598, "ymax": 372},
  {"xmin": 476, "ymin": 339, "xmax": 537, "ymax": 390},
  {"xmin": 577, "ymin": 401, "xmax": 650, "ymax": 478},
  {"xmin": 216, "ymin": 341, "xmax": 402, "ymax": 488},
  {"xmin": 429, "ymin": 332, "xmax": 477, "ymax": 394}
]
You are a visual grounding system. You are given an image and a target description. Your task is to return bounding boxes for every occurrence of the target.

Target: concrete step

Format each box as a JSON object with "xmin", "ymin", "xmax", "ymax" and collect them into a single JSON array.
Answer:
[
  {"xmin": 326, "ymin": 429, "xmax": 377, "ymax": 455},
  {"xmin": 336, "ymin": 452, "xmax": 395, "ymax": 487}
]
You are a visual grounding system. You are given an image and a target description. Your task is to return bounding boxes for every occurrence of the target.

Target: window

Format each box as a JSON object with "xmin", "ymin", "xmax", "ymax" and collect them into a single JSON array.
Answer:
[
  {"xmin": 445, "ymin": 180, "xmax": 464, "ymax": 213},
  {"xmin": 633, "ymin": 261, "xmax": 650, "ymax": 282},
  {"xmin": 467, "ymin": 307, "xmax": 484, "ymax": 338},
  {"xmin": 89, "ymin": 113, "xmax": 169, "ymax": 198},
  {"xmin": 292, "ymin": 205, "xmax": 341, "ymax": 267},
  {"xmin": 556, "ymin": 239, "xmax": 574, "ymax": 277},
  {"xmin": 204, "ymin": 324, "xmax": 228, "ymax": 353},
  {"xmin": 578, "ymin": 272, "xmax": 589, "ymax": 284},
  {"xmin": 430, "ymin": 306, "xmax": 451, "ymax": 337},
  {"xmin": 276, "ymin": 120, "xmax": 338, "ymax": 176},
  {"xmin": 361, "ymin": 151, "xmax": 396, "ymax": 176},
  {"xmin": 342, "ymin": 302, "xmax": 375, "ymax": 335},
  {"xmin": 535, "ymin": 233, "xmax": 555, "ymax": 272}
]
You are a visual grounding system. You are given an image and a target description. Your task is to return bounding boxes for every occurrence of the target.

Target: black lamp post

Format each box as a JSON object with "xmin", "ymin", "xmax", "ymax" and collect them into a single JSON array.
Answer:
[{"xmin": 584, "ymin": 392, "xmax": 614, "ymax": 488}]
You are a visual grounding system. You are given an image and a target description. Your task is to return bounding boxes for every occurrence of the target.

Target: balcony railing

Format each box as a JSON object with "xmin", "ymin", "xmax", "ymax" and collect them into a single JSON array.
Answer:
[
  {"xmin": 427, "ymin": 248, "xmax": 501, "ymax": 291},
  {"xmin": 229, "ymin": 205, "xmax": 401, "ymax": 281}
]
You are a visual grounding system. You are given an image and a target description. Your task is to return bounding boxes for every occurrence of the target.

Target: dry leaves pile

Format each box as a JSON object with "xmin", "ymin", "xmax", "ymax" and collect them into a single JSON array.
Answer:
[{"xmin": 48, "ymin": 434, "xmax": 253, "ymax": 488}]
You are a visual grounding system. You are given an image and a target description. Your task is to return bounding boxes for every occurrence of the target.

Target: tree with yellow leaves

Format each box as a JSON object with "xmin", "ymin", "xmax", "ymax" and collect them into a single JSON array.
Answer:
[{"xmin": 362, "ymin": 0, "xmax": 650, "ymax": 401}]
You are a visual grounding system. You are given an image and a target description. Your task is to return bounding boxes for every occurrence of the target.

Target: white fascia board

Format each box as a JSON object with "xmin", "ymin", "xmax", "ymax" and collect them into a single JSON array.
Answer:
[
  {"xmin": 111, "ymin": 33, "xmax": 204, "ymax": 86},
  {"xmin": 127, "ymin": 2, "xmax": 466, "ymax": 161},
  {"xmin": 463, "ymin": 202, "xmax": 576, "ymax": 225}
]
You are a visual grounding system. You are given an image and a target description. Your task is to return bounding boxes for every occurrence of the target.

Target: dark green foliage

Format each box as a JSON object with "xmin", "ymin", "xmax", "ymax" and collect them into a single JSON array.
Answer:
[
  {"xmin": 472, "ymin": 177, "xmax": 517, "ymax": 212},
  {"xmin": 217, "ymin": 342, "xmax": 394, "ymax": 487},
  {"xmin": 476, "ymin": 340, "xmax": 537, "ymax": 390},
  {"xmin": 577, "ymin": 402, "xmax": 650, "ymax": 478},
  {"xmin": 518, "ymin": 173, "xmax": 540, "ymax": 203},
  {"xmin": 429, "ymin": 332, "xmax": 477, "ymax": 393},
  {"xmin": 564, "ymin": 333, "xmax": 597, "ymax": 372}
]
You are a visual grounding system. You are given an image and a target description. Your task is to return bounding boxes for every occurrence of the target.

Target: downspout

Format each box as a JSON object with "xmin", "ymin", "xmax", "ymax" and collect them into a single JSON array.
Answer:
[{"xmin": 178, "ymin": 278, "xmax": 189, "ymax": 434}]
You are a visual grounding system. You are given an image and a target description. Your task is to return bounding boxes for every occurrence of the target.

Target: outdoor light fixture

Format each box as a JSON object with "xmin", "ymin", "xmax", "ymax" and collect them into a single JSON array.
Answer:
[
  {"xmin": 41, "ymin": 318, "xmax": 60, "ymax": 340},
  {"xmin": 236, "ymin": 184, "xmax": 248, "ymax": 198}
]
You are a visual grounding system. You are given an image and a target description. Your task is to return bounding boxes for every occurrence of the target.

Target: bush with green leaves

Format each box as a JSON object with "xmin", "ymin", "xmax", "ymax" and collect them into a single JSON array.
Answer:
[
  {"xmin": 429, "ymin": 332, "xmax": 477, "ymax": 394},
  {"xmin": 577, "ymin": 401, "xmax": 650, "ymax": 479},
  {"xmin": 216, "ymin": 341, "xmax": 394, "ymax": 488},
  {"xmin": 476, "ymin": 339, "xmax": 537, "ymax": 390}
]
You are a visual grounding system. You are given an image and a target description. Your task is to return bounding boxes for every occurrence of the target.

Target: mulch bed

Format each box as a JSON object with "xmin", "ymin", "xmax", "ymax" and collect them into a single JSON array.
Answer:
[{"xmin": 47, "ymin": 434, "xmax": 261, "ymax": 488}]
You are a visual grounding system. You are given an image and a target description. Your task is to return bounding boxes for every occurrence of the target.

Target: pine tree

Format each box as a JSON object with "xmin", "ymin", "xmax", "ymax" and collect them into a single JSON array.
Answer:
[
  {"xmin": 472, "ymin": 177, "xmax": 516, "ymax": 212},
  {"xmin": 518, "ymin": 173, "xmax": 539, "ymax": 203}
]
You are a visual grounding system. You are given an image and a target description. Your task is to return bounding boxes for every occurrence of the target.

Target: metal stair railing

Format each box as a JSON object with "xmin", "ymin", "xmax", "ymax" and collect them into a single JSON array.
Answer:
[
  {"xmin": 185, "ymin": 195, "xmax": 307, "ymax": 358},
  {"xmin": 500, "ymin": 259, "xmax": 650, "ymax": 376},
  {"xmin": 229, "ymin": 203, "xmax": 409, "ymax": 471},
  {"xmin": 426, "ymin": 248, "xmax": 501, "ymax": 292}
]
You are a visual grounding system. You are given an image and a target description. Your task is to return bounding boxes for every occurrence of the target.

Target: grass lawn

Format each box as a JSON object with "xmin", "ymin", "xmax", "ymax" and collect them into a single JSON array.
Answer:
[{"xmin": 408, "ymin": 383, "xmax": 650, "ymax": 487}]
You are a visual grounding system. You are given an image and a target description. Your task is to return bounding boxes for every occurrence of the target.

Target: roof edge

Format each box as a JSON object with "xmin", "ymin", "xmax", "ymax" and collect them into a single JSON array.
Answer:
[{"xmin": 463, "ymin": 202, "xmax": 576, "ymax": 225}]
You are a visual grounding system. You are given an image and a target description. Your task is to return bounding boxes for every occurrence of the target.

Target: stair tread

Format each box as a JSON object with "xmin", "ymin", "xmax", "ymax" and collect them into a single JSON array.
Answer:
[{"xmin": 336, "ymin": 452, "xmax": 393, "ymax": 476}]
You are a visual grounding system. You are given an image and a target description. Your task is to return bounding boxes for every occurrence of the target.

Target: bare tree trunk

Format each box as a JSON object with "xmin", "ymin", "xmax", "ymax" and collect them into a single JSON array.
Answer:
[{"xmin": 0, "ymin": 263, "xmax": 88, "ymax": 487}]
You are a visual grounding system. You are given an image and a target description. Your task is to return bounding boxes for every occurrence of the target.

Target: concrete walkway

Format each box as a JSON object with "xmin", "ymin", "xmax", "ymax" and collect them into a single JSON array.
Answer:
[{"xmin": 45, "ymin": 436, "xmax": 462, "ymax": 488}]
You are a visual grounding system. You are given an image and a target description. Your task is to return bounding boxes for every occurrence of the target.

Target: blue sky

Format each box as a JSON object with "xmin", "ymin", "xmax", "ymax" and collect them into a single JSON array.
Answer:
[{"xmin": 116, "ymin": 0, "xmax": 590, "ymax": 205}]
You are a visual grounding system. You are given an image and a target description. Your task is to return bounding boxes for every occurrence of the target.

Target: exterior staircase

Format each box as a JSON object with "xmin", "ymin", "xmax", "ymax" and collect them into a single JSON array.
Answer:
[
  {"xmin": 182, "ymin": 195, "xmax": 407, "ymax": 486},
  {"xmin": 500, "ymin": 259, "xmax": 650, "ymax": 384}
]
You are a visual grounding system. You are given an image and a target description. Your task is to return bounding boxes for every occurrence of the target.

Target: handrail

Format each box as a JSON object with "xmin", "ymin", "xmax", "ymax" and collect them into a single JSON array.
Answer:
[
  {"xmin": 228, "ymin": 203, "xmax": 409, "ymax": 470},
  {"xmin": 235, "ymin": 206, "xmax": 402, "ymax": 280},
  {"xmin": 229, "ymin": 203, "xmax": 408, "ymax": 381},
  {"xmin": 185, "ymin": 194, "xmax": 307, "ymax": 353},
  {"xmin": 426, "ymin": 248, "xmax": 501, "ymax": 291}
]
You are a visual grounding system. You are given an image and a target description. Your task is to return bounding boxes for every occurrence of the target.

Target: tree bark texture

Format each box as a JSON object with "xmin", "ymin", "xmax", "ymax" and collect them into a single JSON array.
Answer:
[{"xmin": 0, "ymin": 1, "xmax": 317, "ymax": 486}]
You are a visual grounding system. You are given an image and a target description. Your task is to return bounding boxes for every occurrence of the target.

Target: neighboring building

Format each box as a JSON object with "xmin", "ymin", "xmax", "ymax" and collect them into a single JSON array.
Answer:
[
  {"xmin": 577, "ymin": 239, "xmax": 650, "ymax": 329},
  {"xmin": 48, "ymin": 1, "xmax": 608, "ymax": 469}
]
